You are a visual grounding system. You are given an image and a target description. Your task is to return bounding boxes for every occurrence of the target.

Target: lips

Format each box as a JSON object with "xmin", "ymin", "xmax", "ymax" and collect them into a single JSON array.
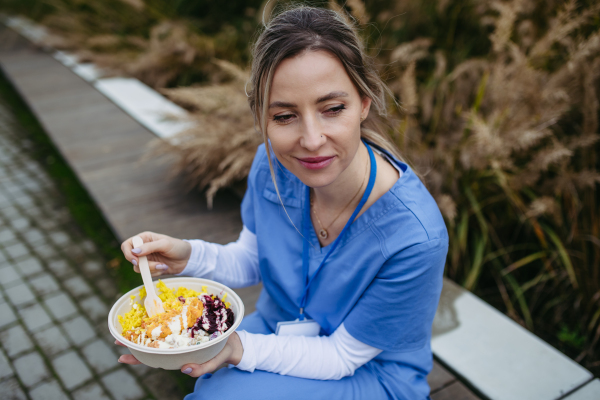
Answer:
[{"xmin": 296, "ymin": 156, "xmax": 335, "ymax": 170}]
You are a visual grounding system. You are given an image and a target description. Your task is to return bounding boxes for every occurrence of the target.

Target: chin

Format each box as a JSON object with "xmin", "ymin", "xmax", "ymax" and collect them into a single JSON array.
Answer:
[{"xmin": 292, "ymin": 167, "xmax": 340, "ymax": 189}]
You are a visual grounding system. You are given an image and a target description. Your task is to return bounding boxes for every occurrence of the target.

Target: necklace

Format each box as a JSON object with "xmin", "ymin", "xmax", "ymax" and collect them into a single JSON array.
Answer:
[{"xmin": 311, "ymin": 156, "xmax": 370, "ymax": 240}]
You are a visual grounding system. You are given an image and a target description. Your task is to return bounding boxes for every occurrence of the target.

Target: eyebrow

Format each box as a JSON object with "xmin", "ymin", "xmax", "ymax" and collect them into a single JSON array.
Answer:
[{"xmin": 268, "ymin": 91, "xmax": 349, "ymax": 109}]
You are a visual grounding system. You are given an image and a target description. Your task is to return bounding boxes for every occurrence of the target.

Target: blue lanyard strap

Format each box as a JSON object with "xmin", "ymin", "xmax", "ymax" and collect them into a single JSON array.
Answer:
[{"xmin": 299, "ymin": 141, "xmax": 377, "ymax": 319}]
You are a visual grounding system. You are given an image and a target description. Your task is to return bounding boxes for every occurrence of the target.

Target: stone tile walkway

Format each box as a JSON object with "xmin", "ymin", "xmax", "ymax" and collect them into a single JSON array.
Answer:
[{"xmin": 0, "ymin": 89, "xmax": 184, "ymax": 398}]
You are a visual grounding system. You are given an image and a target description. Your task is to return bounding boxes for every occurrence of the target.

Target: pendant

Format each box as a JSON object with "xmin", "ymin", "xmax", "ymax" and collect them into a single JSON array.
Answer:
[{"xmin": 319, "ymin": 229, "xmax": 328, "ymax": 239}]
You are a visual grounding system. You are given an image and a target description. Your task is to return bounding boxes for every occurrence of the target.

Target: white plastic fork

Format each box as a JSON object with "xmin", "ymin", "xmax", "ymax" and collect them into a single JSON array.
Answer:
[{"xmin": 132, "ymin": 236, "xmax": 165, "ymax": 317}]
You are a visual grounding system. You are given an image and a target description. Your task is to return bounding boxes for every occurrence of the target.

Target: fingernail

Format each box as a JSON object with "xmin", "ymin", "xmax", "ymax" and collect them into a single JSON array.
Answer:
[
  {"xmin": 132, "ymin": 248, "xmax": 141, "ymax": 254},
  {"xmin": 132, "ymin": 259, "xmax": 137, "ymax": 266},
  {"xmin": 118, "ymin": 356, "xmax": 124, "ymax": 363},
  {"xmin": 156, "ymin": 264, "xmax": 168, "ymax": 270},
  {"xmin": 182, "ymin": 367, "xmax": 192, "ymax": 374}
]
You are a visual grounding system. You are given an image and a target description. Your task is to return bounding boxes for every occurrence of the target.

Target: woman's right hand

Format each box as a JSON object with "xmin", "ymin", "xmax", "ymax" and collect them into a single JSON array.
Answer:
[{"xmin": 121, "ymin": 231, "xmax": 192, "ymax": 277}]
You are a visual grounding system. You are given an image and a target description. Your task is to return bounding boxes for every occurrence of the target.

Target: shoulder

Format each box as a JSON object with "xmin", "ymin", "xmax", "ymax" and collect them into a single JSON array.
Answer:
[{"xmin": 373, "ymin": 163, "xmax": 449, "ymax": 258}]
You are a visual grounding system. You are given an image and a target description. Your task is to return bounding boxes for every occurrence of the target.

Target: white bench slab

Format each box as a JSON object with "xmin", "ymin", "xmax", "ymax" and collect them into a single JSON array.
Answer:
[
  {"xmin": 564, "ymin": 379, "xmax": 600, "ymax": 400},
  {"xmin": 72, "ymin": 63, "xmax": 105, "ymax": 82},
  {"xmin": 94, "ymin": 77, "xmax": 193, "ymax": 138},
  {"xmin": 4, "ymin": 16, "xmax": 48, "ymax": 44},
  {"xmin": 432, "ymin": 279, "xmax": 592, "ymax": 400}
]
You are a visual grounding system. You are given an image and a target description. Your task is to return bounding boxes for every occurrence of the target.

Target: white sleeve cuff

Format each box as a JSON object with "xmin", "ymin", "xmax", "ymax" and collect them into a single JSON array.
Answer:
[
  {"xmin": 176, "ymin": 240, "xmax": 219, "ymax": 279},
  {"xmin": 234, "ymin": 330, "xmax": 257, "ymax": 372}
]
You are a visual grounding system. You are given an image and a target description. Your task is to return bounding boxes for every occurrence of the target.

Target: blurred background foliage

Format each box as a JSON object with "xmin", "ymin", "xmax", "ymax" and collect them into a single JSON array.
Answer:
[{"xmin": 1, "ymin": 0, "xmax": 599, "ymax": 376}]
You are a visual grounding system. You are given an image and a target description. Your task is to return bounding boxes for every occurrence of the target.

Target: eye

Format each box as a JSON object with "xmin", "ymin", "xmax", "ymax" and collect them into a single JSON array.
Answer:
[
  {"xmin": 273, "ymin": 113, "xmax": 296, "ymax": 124},
  {"xmin": 325, "ymin": 104, "xmax": 345, "ymax": 115}
]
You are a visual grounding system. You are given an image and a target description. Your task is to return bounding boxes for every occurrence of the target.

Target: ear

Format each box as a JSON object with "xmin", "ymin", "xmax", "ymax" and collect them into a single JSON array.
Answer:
[{"xmin": 361, "ymin": 96, "xmax": 372, "ymax": 120}]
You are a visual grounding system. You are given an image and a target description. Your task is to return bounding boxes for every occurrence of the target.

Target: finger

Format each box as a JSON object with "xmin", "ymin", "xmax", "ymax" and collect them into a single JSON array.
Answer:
[
  {"xmin": 118, "ymin": 354, "xmax": 141, "ymax": 365},
  {"xmin": 131, "ymin": 238, "xmax": 171, "ymax": 258},
  {"xmin": 149, "ymin": 261, "xmax": 169, "ymax": 277},
  {"xmin": 122, "ymin": 232, "xmax": 157, "ymax": 260},
  {"xmin": 181, "ymin": 352, "xmax": 229, "ymax": 378},
  {"xmin": 114, "ymin": 340, "xmax": 128, "ymax": 347}
]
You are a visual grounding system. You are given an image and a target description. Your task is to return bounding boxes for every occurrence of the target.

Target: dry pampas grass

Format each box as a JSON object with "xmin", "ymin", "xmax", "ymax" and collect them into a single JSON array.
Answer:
[
  {"xmin": 380, "ymin": 0, "xmax": 600, "ymax": 370},
  {"xmin": 151, "ymin": 59, "xmax": 262, "ymax": 208}
]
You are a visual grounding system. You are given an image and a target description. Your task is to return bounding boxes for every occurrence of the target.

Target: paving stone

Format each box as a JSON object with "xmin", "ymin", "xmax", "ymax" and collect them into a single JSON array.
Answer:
[
  {"xmin": 79, "ymin": 295, "xmax": 108, "ymax": 322},
  {"xmin": 18, "ymin": 303, "xmax": 53, "ymax": 331},
  {"xmin": 49, "ymin": 231, "xmax": 71, "ymax": 247},
  {"xmin": 21, "ymin": 229, "xmax": 44, "ymax": 246},
  {"xmin": 33, "ymin": 326, "xmax": 71, "ymax": 356},
  {"xmin": 102, "ymin": 368, "xmax": 146, "ymax": 400},
  {"xmin": 72, "ymin": 382, "xmax": 111, "ymax": 400},
  {"xmin": 96, "ymin": 277, "xmax": 117, "ymax": 299},
  {"xmin": 0, "ymin": 227, "xmax": 16, "ymax": 243},
  {"xmin": 36, "ymin": 218, "xmax": 57, "ymax": 231},
  {"xmin": 0, "ymin": 206, "xmax": 21, "ymax": 219},
  {"xmin": 28, "ymin": 273, "xmax": 60, "ymax": 296},
  {"xmin": 34, "ymin": 244, "xmax": 58, "ymax": 259},
  {"xmin": 10, "ymin": 217, "xmax": 30, "ymax": 232},
  {"xmin": 15, "ymin": 257, "xmax": 43, "ymax": 276},
  {"xmin": 5, "ymin": 282, "xmax": 36, "ymax": 307},
  {"xmin": 65, "ymin": 244, "xmax": 86, "ymax": 262},
  {"xmin": 29, "ymin": 380, "xmax": 67, "ymax": 400},
  {"xmin": 43, "ymin": 293, "xmax": 78, "ymax": 319},
  {"xmin": 13, "ymin": 351, "xmax": 50, "ymax": 387},
  {"xmin": 0, "ymin": 265, "xmax": 21, "ymax": 286},
  {"xmin": 0, "ymin": 325, "xmax": 34, "ymax": 357},
  {"xmin": 62, "ymin": 316, "xmax": 96, "ymax": 346},
  {"xmin": 82, "ymin": 260, "xmax": 103, "ymax": 275},
  {"xmin": 52, "ymin": 350, "xmax": 93, "ymax": 390},
  {"xmin": 128, "ymin": 362, "xmax": 154, "ymax": 378},
  {"xmin": 0, "ymin": 349, "xmax": 14, "ymax": 379},
  {"xmin": 46, "ymin": 259, "xmax": 73, "ymax": 277},
  {"xmin": 63, "ymin": 276, "xmax": 92, "ymax": 298},
  {"xmin": 82, "ymin": 339, "xmax": 118, "ymax": 373},
  {"xmin": 0, "ymin": 192, "xmax": 9, "ymax": 208},
  {"xmin": 0, "ymin": 377, "xmax": 27, "ymax": 400},
  {"xmin": 23, "ymin": 204, "xmax": 43, "ymax": 217},
  {"xmin": 80, "ymin": 240, "xmax": 96, "ymax": 253},
  {"xmin": 4, "ymin": 242, "xmax": 29, "ymax": 260},
  {"xmin": 0, "ymin": 302, "xmax": 18, "ymax": 328}
]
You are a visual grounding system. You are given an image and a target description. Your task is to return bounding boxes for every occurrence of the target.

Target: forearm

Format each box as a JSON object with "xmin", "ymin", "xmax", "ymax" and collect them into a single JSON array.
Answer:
[
  {"xmin": 235, "ymin": 323, "xmax": 381, "ymax": 380},
  {"xmin": 177, "ymin": 226, "xmax": 261, "ymax": 288}
]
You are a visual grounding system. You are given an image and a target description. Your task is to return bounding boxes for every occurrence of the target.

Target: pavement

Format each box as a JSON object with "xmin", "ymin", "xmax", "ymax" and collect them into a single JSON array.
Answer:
[{"xmin": 0, "ymin": 85, "xmax": 186, "ymax": 399}]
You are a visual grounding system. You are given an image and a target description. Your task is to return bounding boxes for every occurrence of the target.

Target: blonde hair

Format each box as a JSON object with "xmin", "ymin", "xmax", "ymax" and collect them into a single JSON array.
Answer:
[{"xmin": 247, "ymin": 5, "xmax": 404, "ymax": 197}]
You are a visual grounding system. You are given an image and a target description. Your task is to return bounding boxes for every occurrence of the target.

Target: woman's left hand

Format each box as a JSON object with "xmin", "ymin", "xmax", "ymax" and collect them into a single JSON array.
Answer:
[{"xmin": 115, "ymin": 332, "xmax": 244, "ymax": 377}]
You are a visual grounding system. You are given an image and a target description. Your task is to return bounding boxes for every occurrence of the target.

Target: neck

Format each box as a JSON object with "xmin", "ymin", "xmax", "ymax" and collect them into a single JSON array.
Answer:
[{"xmin": 312, "ymin": 142, "xmax": 369, "ymax": 210}]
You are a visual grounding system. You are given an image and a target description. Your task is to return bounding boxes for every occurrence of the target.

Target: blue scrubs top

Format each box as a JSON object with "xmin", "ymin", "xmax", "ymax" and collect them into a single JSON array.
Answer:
[{"xmin": 241, "ymin": 144, "xmax": 448, "ymax": 399}]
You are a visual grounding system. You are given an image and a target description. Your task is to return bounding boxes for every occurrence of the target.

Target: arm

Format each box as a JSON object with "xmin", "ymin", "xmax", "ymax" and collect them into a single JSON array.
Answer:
[
  {"xmin": 234, "ymin": 323, "xmax": 381, "ymax": 380},
  {"xmin": 178, "ymin": 226, "xmax": 261, "ymax": 288}
]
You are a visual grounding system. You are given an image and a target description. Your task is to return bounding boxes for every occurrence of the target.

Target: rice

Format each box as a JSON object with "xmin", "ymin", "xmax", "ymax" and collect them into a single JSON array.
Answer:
[{"xmin": 117, "ymin": 280, "xmax": 234, "ymax": 349}]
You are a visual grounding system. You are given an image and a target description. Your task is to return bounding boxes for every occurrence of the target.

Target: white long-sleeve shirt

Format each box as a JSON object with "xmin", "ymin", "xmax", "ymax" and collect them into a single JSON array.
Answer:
[{"xmin": 179, "ymin": 227, "xmax": 382, "ymax": 380}]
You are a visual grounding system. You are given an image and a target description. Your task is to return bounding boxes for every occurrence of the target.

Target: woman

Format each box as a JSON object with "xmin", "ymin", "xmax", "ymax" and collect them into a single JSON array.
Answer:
[{"xmin": 119, "ymin": 6, "xmax": 448, "ymax": 400}]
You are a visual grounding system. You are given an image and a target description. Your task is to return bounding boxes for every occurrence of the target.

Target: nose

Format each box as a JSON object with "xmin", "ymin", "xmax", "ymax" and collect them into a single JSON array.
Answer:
[{"xmin": 299, "ymin": 115, "xmax": 326, "ymax": 152}]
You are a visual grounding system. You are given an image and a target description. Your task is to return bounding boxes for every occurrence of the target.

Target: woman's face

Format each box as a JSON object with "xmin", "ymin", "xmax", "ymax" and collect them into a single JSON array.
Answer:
[{"xmin": 266, "ymin": 50, "xmax": 371, "ymax": 189}]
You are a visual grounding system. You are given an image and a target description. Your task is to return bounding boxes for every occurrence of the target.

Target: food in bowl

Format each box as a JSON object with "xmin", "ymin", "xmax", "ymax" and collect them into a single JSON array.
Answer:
[{"xmin": 118, "ymin": 280, "xmax": 235, "ymax": 349}]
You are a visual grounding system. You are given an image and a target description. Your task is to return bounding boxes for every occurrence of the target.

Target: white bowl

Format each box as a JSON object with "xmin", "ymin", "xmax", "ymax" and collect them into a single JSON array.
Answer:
[{"xmin": 108, "ymin": 277, "xmax": 245, "ymax": 370}]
